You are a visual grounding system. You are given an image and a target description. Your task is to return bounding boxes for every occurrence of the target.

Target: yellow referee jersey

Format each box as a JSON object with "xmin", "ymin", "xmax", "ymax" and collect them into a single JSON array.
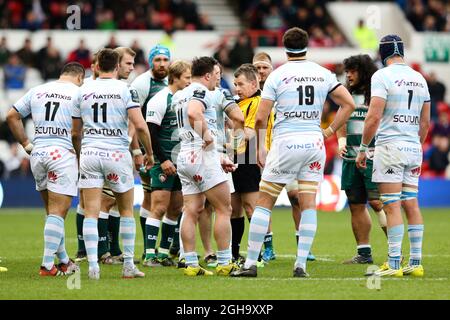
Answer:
[{"xmin": 237, "ymin": 90, "xmax": 274, "ymax": 153}]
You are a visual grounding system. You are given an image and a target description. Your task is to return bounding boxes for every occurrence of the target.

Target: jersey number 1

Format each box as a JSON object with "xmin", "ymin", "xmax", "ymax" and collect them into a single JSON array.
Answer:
[{"xmin": 92, "ymin": 103, "xmax": 107, "ymax": 123}]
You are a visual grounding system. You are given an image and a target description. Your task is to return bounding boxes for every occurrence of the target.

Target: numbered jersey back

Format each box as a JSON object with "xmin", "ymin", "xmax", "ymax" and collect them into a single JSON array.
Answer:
[
  {"xmin": 371, "ymin": 64, "xmax": 430, "ymax": 145},
  {"xmin": 262, "ymin": 60, "xmax": 340, "ymax": 138},
  {"xmin": 172, "ymin": 82, "xmax": 217, "ymax": 150},
  {"xmin": 75, "ymin": 78, "xmax": 139, "ymax": 150},
  {"xmin": 13, "ymin": 81, "xmax": 80, "ymax": 150}
]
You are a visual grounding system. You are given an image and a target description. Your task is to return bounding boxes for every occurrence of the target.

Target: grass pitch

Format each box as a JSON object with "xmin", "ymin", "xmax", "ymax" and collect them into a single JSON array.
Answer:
[{"xmin": 0, "ymin": 207, "xmax": 449, "ymax": 300}]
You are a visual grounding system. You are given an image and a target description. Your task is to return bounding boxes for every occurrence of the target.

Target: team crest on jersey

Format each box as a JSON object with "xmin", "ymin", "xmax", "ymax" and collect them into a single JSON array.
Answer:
[
  {"xmin": 159, "ymin": 173, "xmax": 167, "ymax": 183},
  {"xmin": 107, "ymin": 173, "xmax": 119, "ymax": 183},
  {"xmin": 48, "ymin": 171, "xmax": 58, "ymax": 183},
  {"xmin": 50, "ymin": 149, "xmax": 62, "ymax": 161},
  {"xmin": 193, "ymin": 89, "xmax": 206, "ymax": 99},
  {"xmin": 130, "ymin": 89, "xmax": 139, "ymax": 103},
  {"xmin": 309, "ymin": 161, "xmax": 322, "ymax": 171},
  {"xmin": 193, "ymin": 174, "xmax": 203, "ymax": 183}
]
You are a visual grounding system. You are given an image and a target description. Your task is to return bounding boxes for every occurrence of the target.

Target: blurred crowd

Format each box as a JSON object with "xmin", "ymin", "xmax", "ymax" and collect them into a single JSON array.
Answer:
[
  {"xmin": 402, "ymin": 0, "xmax": 450, "ymax": 32},
  {"xmin": 234, "ymin": 0, "xmax": 348, "ymax": 47},
  {"xmin": 0, "ymin": 0, "xmax": 214, "ymax": 32}
]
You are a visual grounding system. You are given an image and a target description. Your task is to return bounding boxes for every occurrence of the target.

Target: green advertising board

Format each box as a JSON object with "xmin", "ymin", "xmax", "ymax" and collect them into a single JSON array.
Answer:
[{"xmin": 425, "ymin": 34, "xmax": 450, "ymax": 62}]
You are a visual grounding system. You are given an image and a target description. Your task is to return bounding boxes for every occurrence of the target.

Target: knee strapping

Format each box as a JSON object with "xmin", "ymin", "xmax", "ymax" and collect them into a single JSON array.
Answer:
[
  {"xmin": 401, "ymin": 187, "xmax": 418, "ymax": 201},
  {"xmin": 380, "ymin": 192, "xmax": 401, "ymax": 205},
  {"xmin": 298, "ymin": 183, "xmax": 318, "ymax": 194},
  {"xmin": 259, "ymin": 181, "xmax": 283, "ymax": 198}
]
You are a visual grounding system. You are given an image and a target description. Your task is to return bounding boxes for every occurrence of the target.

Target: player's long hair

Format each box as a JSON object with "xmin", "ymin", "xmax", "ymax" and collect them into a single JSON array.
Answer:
[{"xmin": 343, "ymin": 54, "xmax": 378, "ymax": 105}]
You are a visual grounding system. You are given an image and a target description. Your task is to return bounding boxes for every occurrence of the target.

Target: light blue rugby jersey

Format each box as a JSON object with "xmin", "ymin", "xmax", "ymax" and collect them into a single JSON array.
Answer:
[
  {"xmin": 73, "ymin": 78, "xmax": 140, "ymax": 150},
  {"xmin": 212, "ymin": 87, "xmax": 235, "ymax": 153},
  {"xmin": 171, "ymin": 82, "xmax": 217, "ymax": 151},
  {"xmin": 371, "ymin": 63, "xmax": 430, "ymax": 145},
  {"xmin": 13, "ymin": 81, "xmax": 80, "ymax": 150},
  {"xmin": 262, "ymin": 60, "xmax": 340, "ymax": 138}
]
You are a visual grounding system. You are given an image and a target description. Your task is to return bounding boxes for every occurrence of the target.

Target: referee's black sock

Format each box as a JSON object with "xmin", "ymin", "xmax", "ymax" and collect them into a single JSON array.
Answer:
[{"xmin": 231, "ymin": 217, "xmax": 245, "ymax": 259}]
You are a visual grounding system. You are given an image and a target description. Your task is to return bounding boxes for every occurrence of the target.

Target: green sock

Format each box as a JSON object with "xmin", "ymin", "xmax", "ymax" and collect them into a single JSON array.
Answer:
[
  {"xmin": 108, "ymin": 215, "xmax": 122, "ymax": 256},
  {"xmin": 357, "ymin": 245, "xmax": 372, "ymax": 257},
  {"xmin": 145, "ymin": 217, "xmax": 160, "ymax": 260},
  {"xmin": 76, "ymin": 212, "xmax": 85, "ymax": 252},
  {"xmin": 158, "ymin": 217, "xmax": 178, "ymax": 258},
  {"xmin": 264, "ymin": 232, "xmax": 273, "ymax": 249},
  {"xmin": 98, "ymin": 214, "xmax": 110, "ymax": 258}
]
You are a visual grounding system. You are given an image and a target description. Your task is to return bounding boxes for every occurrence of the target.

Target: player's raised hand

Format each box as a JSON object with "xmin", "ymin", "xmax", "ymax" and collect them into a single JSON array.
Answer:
[
  {"xmin": 161, "ymin": 159, "xmax": 177, "ymax": 176},
  {"xmin": 355, "ymin": 151, "xmax": 367, "ymax": 169}
]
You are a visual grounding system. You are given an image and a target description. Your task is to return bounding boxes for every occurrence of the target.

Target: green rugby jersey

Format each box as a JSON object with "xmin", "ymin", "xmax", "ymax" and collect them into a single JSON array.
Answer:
[
  {"xmin": 146, "ymin": 87, "xmax": 179, "ymax": 164},
  {"xmin": 344, "ymin": 94, "xmax": 375, "ymax": 161}
]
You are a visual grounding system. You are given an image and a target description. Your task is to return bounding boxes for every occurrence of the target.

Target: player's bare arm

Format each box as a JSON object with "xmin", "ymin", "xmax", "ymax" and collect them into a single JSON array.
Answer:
[
  {"xmin": 128, "ymin": 107, "xmax": 154, "ymax": 169},
  {"xmin": 71, "ymin": 117, "xmax": 83, "ymax": 157},
  {"xmin": 326, "ymin": 85, "xmax": 356, "ymax": 138},
  {"xmin": 419, "ymin": 101, "xmax": 431, "ymax": 144},
  {"xmin": 356, "ymin": 96, "xmax": 386, "ymax": 169},
  {"xmin": 255, "ymin": 98, "xmax": 274, "ymax": 168},
  {"xmin": 6, "ymin": 108, "xmax": 32, "ymax": 154},
  {"xmin": 187, "ymin": 99, "xmax": 214, "ymax": 149},
  {"xmin": 336, "ymin": 123, "xmax": 348, "ymax": 158}
]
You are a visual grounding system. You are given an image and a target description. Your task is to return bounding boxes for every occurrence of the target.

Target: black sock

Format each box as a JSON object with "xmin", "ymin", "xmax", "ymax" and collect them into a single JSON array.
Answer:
[
  {"xmin": 76, "ymin": 213, "xmax": 85, "ymax": 253},
  {"xmin": 108, "ymin": 215, "xmax": 122, "ymax": 256},
  {"xmin": 231, "ymin": 217, "xmax": 245, "ymax": 259},
  {"xmin": 140, "ymin": 216, "xmax": 146, "ymax": 256},
  {"xmin": 97, "ymin": 217, "xmax": 110, "ymax": 258}
]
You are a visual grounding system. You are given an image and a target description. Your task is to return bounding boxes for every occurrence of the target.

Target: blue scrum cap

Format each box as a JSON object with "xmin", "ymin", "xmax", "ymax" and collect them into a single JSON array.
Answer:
[
  {"xmin": 379, "ymin": 34, "xmax": 404, "ymax": 66},
  {"xmin": 148, "ymin": 44, "xmax": 171, "ymax": 68}
]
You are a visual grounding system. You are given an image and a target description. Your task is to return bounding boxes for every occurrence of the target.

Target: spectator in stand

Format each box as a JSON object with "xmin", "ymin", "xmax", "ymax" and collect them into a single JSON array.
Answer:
[
  {"xmin": 263, "ymin": 5, "xmax": 284, "ymax": 31},
  {"xmin": 309, "ymin": 25, "xmax": 333, "ymax": 47},
  {"xmin": 3, "ymin": 53, "xmax": 26, "ymax": 90},
  {"xmin": 427, "ymin": 71, "xmax": 446, "ymax": 121},
  {"xmin": 36, "ymin": 36, "xmax": 59, "ymax": 78},
  {"xmin": 353, "ymin": 19, "xmax": 378, "ymax": 50},
  {"xmin": 177, "ymin": 0, "xmax": 200, "ymax": 29},
  {"xmin": 0, "ymin": 36, "xmax": 10, "ymax": 65},
  {"xmin": 432, "ymin": 108, "xmax": 450, "ymax": 138},
  {"xmin": 280, "ymin": 0, "xmax": 297, "ymax": 29},
  {"xmin": 294, "ymin": 7, "xmax": 312, "ymax": 32},
  {"xmin": 130, "ymin": 40, "xmax": 147, "ymax": 68},
  {"xmin": 105, "ymin": 35, "xmax": 120, "ymax": 49},
  {"xmin": 213, "ymin": 41, "xmax": 232, "ymax": 69},
  {"xmin": 427, "ymin": 134, "xmax": 450, "ymax": 176},
  {"xmin": 66, "ymin": 39, "xmax": 91, "ymax": 69},
  {"xmin": 16, "ymin": 38, "xmax": 36, "ymax": 68},
  {"xmin": 229, "ymin": 32, "xmax": 254, "ymax": 69},
  {"xmin": 198, "ymin": 14, "xmax": 214, "ymax": 31},
  {"xmin": 97, "ymin": 8, "xmax": 117, "ymax": 30},
  {"xmin": 20, "ymin": 11, "xmax": 42, "ymax": 31},
  {"xmin": 407, "ymin": 0, "xmax": 426, "ymax": 31},
  {"xmin": 119, "ymin": 9, "xmax": 145, "ymax": 29},
  {"xmin": 81, "ymin": 1, "xmax": 96, "ymax": 29}
]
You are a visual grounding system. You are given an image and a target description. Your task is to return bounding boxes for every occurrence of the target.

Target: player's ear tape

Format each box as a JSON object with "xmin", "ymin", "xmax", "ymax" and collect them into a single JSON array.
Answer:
[
  {"xmin": 298, "ymin": 182, "xmax": 319, "ymax": 194},
  {"xmin": 400, "ymin": 187, "xmax": 418, "ymax": 201},
  {"xmin": 380, "ymin": 192, "xmax": 402, "ymax": 205},
  {"xmin": 259, "ymin": 180, "xmax": 284, "ymax": 198}
]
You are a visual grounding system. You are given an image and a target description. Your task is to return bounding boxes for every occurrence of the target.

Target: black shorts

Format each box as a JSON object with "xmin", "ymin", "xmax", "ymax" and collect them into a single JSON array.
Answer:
[{"xmin": 232, "ymin": 164, "xmax": 261, "ymax": 193}]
